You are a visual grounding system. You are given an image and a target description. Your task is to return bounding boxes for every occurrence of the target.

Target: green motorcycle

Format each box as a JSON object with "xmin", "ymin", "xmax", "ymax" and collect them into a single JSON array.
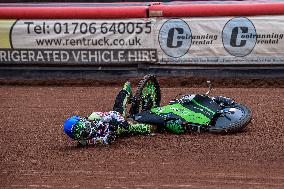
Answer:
[{"xmin": 114, "ymin": 75, "xmax": 252, "ymax": 134}]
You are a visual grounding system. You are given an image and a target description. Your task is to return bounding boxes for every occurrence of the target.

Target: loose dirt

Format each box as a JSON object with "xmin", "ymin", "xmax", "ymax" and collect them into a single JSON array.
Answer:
[{"xmin": 0, "ymin": 84, "xmax": 283, "ymax": 188}]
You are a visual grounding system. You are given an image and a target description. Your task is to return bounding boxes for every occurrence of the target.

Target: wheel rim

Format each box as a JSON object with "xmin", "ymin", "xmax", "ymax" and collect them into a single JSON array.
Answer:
[{"xmin": 215, "ymin": 107, "xmax": 245, "ymax": 128}]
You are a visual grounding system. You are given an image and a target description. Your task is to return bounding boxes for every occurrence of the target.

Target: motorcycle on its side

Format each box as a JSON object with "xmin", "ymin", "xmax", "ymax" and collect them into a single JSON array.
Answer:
[{"xmin": 113, "ymin": 75, "xmax": 252, "ymax": 134}]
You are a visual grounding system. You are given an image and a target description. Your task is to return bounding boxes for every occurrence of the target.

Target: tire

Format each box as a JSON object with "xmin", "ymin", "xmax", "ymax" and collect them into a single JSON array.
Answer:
[
  {"xmin": 130, "ymin": 74, "xmax": 161, "ymax": 116},
  {"xmin": 209, "ymin": 103, "xmax": 252, "ymax": 134}
]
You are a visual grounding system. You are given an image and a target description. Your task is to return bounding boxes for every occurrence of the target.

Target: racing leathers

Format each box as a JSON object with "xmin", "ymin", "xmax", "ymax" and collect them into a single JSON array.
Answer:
[{"xmin": 76, "ymin": 111, "xmax": 155, "ymax": 146}]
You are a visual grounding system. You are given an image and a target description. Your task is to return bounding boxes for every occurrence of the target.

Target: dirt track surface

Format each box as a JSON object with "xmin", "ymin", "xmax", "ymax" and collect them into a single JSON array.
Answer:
[{"xmin": 0, "ymin": 85, "xmax": 283, "ymax": 188}]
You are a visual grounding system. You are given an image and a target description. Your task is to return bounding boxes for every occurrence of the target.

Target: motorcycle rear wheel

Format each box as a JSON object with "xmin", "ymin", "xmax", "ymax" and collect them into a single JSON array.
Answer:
[{"xmin": 130, "ymin": 74, "xmax": 161, "ymax": 115}]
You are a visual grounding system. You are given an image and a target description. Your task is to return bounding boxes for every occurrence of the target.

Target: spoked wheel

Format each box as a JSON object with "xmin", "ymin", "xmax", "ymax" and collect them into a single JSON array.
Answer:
[
  {"xmin": 209, "ymin": 103, "xmax": 252, "ymax": 134},
  {"xmin": 130, "ymin": 74, "xmax": 161, "ymax": 116}
]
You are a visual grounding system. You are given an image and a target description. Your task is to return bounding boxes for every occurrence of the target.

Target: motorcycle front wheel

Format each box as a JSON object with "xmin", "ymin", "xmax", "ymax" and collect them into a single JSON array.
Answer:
[{"xmin": 209, "ymin": 103, "xmax": 252, "ymax": 134}]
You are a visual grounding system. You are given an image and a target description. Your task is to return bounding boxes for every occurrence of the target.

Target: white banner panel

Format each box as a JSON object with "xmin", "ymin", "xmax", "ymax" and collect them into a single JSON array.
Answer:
[
  {"xmin": 0, "ymin": 19, "xmax": 157, "ymax": 64},
  {"xmin": 156, "ymin": 16, "xmax": 284, "ymax": 64},
  {"xmin": 11, "ymin": 19, "xmax": 154, "ymax": 49},
  {"xmin": 1, "ymin": 16, "xmax": 284, "ymax": 65}
]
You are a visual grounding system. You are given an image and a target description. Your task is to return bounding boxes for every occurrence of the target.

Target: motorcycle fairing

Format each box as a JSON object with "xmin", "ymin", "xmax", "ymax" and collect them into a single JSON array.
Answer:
[
  {"xmin": 181, "ymin": 94, "xmax": 222, "ymax": 119},
  {"xmin": 134, "ymin": 94, "xmax": 222, "ymax": 126},
  {"xmin": 151, "ymin": 103, "xmax": 212, "ymax": 125}
]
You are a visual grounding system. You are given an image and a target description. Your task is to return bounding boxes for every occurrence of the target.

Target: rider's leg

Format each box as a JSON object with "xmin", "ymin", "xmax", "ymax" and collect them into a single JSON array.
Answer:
[
  {"xmin": 113, "ymin": 81, "xmax": 132, "ymax": 117},
  {"xmin": 128, "ymin": 123, "xmax": 157, "ymax": 135},
  {"xmin": 116, "ymin": 122, "xmax": 157, "ymax": 135},
  {"xmin": 123, "ymin": 81, "xmax": 132, "ymax": 97}
]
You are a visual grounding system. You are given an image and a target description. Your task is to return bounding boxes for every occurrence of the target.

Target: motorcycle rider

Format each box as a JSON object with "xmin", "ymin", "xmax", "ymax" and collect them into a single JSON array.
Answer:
[
  {"xmin": 64, "ymin": 82, "xmax": 156, "ymax": 146},
  {"xmin": 64, "ymin": 111, "xmax": 156, "ymax": 146}
]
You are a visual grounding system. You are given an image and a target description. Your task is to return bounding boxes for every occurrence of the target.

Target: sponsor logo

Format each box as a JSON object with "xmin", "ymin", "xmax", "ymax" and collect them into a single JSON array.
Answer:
[
  {"xmin": 222, "ymin": 17, "xmax": 257, "ymax": 57},
  {"xmin": 159, "ymin": 19, "xmax": 192, "ymax": 58}
]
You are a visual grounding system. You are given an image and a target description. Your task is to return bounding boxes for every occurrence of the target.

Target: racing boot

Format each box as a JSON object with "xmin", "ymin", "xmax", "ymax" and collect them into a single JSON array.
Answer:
[
  {"xmin": 123, "ymin": 81, "xmax": 133, "ymax": 100},
  {"xmin": 113, "ymin": 81, "xmax": 133, "ymax": 117}
]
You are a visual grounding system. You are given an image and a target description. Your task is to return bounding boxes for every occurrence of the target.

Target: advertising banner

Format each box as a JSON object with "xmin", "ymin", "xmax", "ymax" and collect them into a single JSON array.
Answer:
[
  {"xmin": 0, "ymin": 19, "xmax": 157, "ymax": 64},
  {"xmin": 1, "ymin": 16, "xmax": 284, "ymax": 65},
  {"xmin": 156, "ymin": 16, "xmax": 284, "ymax": 65}
]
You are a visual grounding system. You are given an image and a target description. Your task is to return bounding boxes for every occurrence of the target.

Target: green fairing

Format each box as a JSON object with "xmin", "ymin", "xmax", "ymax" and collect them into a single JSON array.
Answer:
[
  {"xmin": 192, "ymin": 99, "xmax": 215, "ymax": 115},
  {"xmin": 151, "ymin": 103, "xmax": 211, "ymax": 125}
]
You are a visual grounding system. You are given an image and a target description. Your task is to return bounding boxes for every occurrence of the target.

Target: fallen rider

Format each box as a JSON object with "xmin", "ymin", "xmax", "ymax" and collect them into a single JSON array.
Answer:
[{"xmin": 64, "ymin": 111, "xmax": 156, "ymax": 146}]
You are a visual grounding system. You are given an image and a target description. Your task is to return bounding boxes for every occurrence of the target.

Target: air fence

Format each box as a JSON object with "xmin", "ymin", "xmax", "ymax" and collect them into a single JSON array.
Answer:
[{"xmin": 0, "ymin": 1, "xmax": 284, "ymax": 80}]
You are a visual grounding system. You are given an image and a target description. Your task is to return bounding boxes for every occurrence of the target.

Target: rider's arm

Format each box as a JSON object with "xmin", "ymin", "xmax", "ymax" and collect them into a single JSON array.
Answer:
[
  {"xmin": 78, "ymin": 135, "xmax": 114, "ymax": 146},
  {"xmin": 77, "ymin": 111, "xmax": 130, "ymax": 146},
  {"xmin": 88, "ymin": 111, "xmax": 129, "ymax": 131},
  {"xmin": 77, "ymin": 111, "xmax": 121, "ymax": 146}
]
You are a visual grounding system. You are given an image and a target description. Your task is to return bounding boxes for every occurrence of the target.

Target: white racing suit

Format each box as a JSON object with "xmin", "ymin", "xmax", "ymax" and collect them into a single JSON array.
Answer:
[{"xmin": 78, "ymin": 111, "xmax": 154, "ymax": 146}]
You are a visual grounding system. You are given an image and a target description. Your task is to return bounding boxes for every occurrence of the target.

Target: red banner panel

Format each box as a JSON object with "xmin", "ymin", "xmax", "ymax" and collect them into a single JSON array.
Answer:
[
  {"xmin": 149, "ymin": 2, "xmax": 284, "ymax": 17},
  {"xmin": 0, "ymin": 3, "xmax": 149, "ymax": 19}
]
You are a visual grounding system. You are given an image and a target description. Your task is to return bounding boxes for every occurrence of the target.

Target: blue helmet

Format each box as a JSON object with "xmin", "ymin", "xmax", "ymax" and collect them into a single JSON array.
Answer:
[{"xmin": 64, "ymin": 115, "xmax": 81, "ymax": 140}]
